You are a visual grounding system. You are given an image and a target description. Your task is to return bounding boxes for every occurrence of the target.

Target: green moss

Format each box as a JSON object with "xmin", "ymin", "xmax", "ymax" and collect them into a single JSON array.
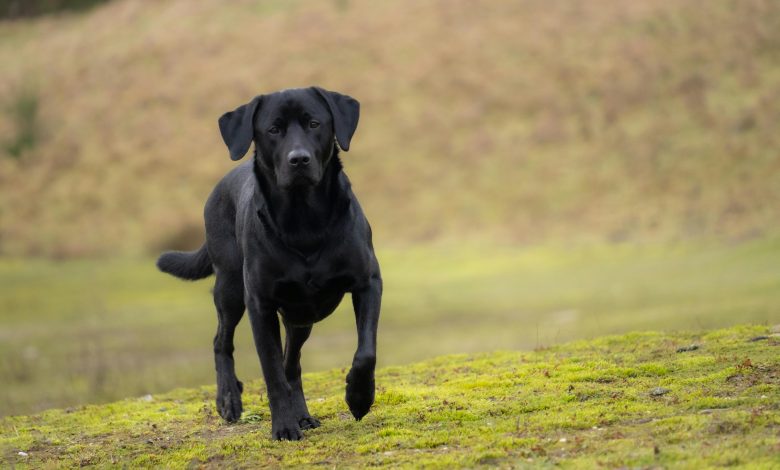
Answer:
[{"xmin": 1, "ymin": 325, "xmax": 778, "ymax": 468}]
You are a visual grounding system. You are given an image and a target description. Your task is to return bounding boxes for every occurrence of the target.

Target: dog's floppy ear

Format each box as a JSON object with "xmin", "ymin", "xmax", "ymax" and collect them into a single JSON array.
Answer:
[
  {"xmin": 313, "ymin": 87, "xmax": 360, "ymax": 151},
  {"xmin": 218, "ymin": 96, "xmax": 262, "ymax": 161}
]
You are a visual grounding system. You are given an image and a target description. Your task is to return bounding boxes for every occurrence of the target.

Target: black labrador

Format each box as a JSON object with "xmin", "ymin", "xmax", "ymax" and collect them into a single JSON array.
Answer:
[{"xmin": 156, "ymin": 87, "xmax": 382, "ymax": 440}]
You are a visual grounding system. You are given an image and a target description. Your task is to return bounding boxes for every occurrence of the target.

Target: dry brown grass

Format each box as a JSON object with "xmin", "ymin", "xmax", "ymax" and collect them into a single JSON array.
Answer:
[{"xmin": 1, "ymin": 0, "xmax": 779, "ymax": 256}]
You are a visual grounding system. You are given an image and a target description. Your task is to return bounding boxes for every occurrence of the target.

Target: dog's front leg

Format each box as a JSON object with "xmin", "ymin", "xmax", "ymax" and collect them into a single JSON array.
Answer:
[
  {"xmin": 245, "ymin": 293, "xmax": 303, "ymax": 440},
  {"xmin": 282, "ymin": 320, "xmax": 320, "ymax": 430},
  {"xmin": 346, "ymin": 274, "xmax": 382, "ymax": 420}
]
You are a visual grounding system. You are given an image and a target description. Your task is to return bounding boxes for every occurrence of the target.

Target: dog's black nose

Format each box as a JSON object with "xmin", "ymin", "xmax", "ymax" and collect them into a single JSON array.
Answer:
[{"xmin": 288, "ymin": 150, "xmax": 311, "ymax": 167}]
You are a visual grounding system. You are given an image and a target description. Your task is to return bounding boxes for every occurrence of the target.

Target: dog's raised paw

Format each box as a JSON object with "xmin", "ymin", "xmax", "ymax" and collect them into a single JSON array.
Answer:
[{"xmin": 345, "ymin": 368, "xmax": 375, "ymax": 420}]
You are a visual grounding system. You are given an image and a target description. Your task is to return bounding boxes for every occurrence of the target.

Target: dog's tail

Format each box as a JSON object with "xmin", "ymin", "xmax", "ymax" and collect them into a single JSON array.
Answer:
[{"xmin": 156, "ymin": 244, "xmax": 214, "ymax": 280}]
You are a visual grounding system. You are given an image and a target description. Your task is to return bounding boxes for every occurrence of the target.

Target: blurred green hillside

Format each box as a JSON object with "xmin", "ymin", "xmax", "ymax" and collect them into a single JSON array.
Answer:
[
  {"xmin": 1, "ymin": 0, "xmax": 779, "ymax": 256},
  {"xmin": 3, "ymin": 240, "xmax": 780, "ymax": 416}
]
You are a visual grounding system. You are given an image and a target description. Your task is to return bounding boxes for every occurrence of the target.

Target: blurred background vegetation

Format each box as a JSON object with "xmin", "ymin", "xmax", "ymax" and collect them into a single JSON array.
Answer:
[
  {"xmin": 0, "ymin": 0, "xmax": 779, "ymax": 416},
  {"xmin": 0, "ymin": 0, "xmax": 111, "ymax": 19}
]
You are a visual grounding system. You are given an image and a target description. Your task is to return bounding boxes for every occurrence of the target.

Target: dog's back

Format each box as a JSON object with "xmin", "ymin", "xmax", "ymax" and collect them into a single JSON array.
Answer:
[{"xmin": 156, "ymin": 161, "xmax": 253, "ymax": 280}]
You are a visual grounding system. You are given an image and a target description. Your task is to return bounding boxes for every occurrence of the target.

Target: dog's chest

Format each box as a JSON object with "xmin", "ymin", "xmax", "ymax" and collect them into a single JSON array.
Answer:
[
  {"xmin": 273, "ymin": 272, "xmax": 353, "ymax": 301},
  {"xmin": 265, "ymin": 257, "xmax": 357, "ymax": 304},
  {"xmin": 266, "ymin": 263, "xmax": 355, "ymax": 326}
]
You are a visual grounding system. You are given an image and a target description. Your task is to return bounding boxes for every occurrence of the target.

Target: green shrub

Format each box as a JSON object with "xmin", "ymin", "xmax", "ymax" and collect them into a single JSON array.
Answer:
[{"xmin": 4, "ymin": 87, "xmax": 39, "ymax": 159}]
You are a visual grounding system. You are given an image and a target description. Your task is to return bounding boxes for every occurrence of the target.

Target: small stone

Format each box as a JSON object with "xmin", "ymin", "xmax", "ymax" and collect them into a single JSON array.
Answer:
[
  {"xmin": 650, "ymin": 387, "xmax": 671, "ymax": 397},
  {"xmin": 17, "ymin": 451, "xmax": 28, "ymax": 458},
  {"xmin": 141, "ymin": 394, "xmax": 153, "ymax": 402},
  {"xmin": 748, "ymin": 336, "xmax": 769, "ymax": 342},
  {"xmin": 559, "ymin": 437, "xmax": 567, "ymax": 443}
]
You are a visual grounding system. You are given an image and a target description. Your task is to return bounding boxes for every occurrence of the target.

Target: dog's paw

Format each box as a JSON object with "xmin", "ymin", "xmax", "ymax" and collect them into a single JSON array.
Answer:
[
  {"xmin": 345, "ymin": 367, "xmax": 375, "ymax": 421},
  {"xmin": 298, "ymin": 415, "xmax": 321, "ymax": 430},
  {"xmin": 216, "ymin": 379, "xmax": 243, "ymax": 423},
  {"xmin": 271, "ymin": 418, "xmax": 303, "ymax": 441}
]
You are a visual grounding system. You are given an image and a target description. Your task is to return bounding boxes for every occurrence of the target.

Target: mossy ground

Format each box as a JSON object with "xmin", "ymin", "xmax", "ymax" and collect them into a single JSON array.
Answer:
[{"xmin": 2, "ymin": 325, "xmax": 778, "ymax": 468}]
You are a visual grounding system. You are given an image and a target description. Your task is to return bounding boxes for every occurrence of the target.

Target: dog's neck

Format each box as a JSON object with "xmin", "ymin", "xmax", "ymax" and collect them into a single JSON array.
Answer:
[{"xmin": 253, "ymin": 146, "xmax": 350, "ymax": 256}]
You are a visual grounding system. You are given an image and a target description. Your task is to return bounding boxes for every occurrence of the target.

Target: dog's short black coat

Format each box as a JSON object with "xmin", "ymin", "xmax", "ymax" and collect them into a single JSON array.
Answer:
[{"xmin": 157, "ymin": 87, "xmax": 382, "ymax": 441}]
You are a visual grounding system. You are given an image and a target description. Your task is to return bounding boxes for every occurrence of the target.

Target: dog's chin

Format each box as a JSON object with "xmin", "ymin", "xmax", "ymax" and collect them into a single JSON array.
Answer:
[{"xmin": 278, "ymin": 173, "xmax": 319, "ymax": 191}]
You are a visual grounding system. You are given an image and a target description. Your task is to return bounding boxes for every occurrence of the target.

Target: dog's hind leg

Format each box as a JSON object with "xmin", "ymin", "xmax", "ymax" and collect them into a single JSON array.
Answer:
[
  {"xmin": 213, "ymin": 270, "xmax": 245, "ymax": 422},
  {"xmin": 282, "ymin": 321, "xmax": 320, "ymax": 429}
]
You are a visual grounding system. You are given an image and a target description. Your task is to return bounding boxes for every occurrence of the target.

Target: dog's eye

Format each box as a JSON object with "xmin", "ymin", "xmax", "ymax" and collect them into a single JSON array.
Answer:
[
  {"xmin": 268, "ymin": 126, "xmax": 280, "ymax": 135},
  {"xmin": 309, "ymin": 120, "xmax": 320, "ymax": 129}
]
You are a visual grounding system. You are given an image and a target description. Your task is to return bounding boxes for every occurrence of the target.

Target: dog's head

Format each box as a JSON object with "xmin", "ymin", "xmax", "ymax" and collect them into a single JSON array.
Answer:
[{"xmin": 218, "ymin": 87, "xmax": 359, "ymax": 190}]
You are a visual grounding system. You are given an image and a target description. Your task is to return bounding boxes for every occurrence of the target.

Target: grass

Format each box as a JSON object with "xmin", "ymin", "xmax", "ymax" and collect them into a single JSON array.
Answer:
[
  {"xmin": 0, "ymin": 0, "xmax": 779, "ymax": 256},
  {"xmin": 1, "ymin": 324, "xmax": 778, "ymax": 468},
  {"xmin": 2, "ymin": 239, "xmax": 779, "ymax": 417}
]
